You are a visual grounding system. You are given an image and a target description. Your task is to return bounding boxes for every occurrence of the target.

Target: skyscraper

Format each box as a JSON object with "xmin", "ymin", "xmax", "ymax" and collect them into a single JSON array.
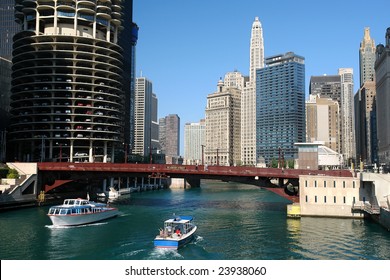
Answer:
[
  {"xmin": 359, "ymin": 27, "xmax": 376, "ymax": 87},
  {"xmin": 339, "ymin": 68, "xmax": 355, "ymax": 162},
  {"xmin": 256, "ymin": 52, "xmax": 305, "ymax": 164},
  {"xmin": 9, "ymin": 0, "xmax": 126, "ymax": 162},
  {"xmin": 119, "ymin": 0, "xmax": 138, "ymax": 154},
  {"xmin": 241, "ymin": 17, "xmax": 264, "ymax": 166},
  {"xmin": 184, "ymin": 120, "xmax": 205, "ymax": 165},
  {"xmin": 309, "ymin": 75, "xmax": 342, "ymax": 154},
  {"xmin": 0, "ymin": 1, "xmax": 19, "ymax": 61},
  {"xmin": 205, "ymin": 79, "xmax": 241, "ymax": 166},
  {"xmin": 134, "ymin": 77, "xmax": 153, "ymax": 157},
  {"xmin": 355, "ymin": 27, "xmax": 377, "ymax": 165},
  {"xmin": 159, "ymin": 114, "xmax": 180, "ymax": 162},
  {"xmin": 375, "ymin": 27, "xmax": 390, "ymax": 165}
]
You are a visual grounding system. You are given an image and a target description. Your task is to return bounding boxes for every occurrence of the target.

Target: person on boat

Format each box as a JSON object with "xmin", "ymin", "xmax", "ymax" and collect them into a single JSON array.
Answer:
[{"xmin": 175, "ymin": 228, "xmax": 181, "ymax": 236}]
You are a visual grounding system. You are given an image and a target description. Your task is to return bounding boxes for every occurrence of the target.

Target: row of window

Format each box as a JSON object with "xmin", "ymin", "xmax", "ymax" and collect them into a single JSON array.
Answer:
[
  {"xmin": 304, "ymin": 195, "xmax": 365, "ymax": 204},
  {"xmin": 305, "ymin": 180, "xmax": 356, "ymax": 188}
]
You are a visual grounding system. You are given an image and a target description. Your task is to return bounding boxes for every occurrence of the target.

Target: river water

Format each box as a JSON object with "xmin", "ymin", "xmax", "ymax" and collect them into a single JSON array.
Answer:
[{"xmin": 1, "ymin": 181, "xmax": 390, "ymax": 260}]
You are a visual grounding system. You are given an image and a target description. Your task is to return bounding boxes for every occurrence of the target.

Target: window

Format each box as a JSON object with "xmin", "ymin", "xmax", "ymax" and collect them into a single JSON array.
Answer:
[
  {"xmin": 324, "ymin": 181, "xmax": 327, "ymax": 188},
  {"xmin": 305, "ymin": 195, "xmax": 308, "ymax": 203},
  {"xmin": 353, "ymin": 181, "xmax": 355, "ymax": 188},
  {"xmin": 343, "ymin": 181, "xmax": 345, "ymax": 188},
  {"xmin": 334, "ymin": 196, "xmax": 336, "ymax": 203},
  {"xmin": 334, "ymin": 181, "xmax": 336, "ymax": 188},
  {"xmin": 315, "ymin": 196, "xmax": 317, "ymax": 203},
  {"xmin": 324, "ymin": 196, "xmax": 327, "ymax": 203},
  {"xmin": 305, "ymin": 180, "xmax": 307, "ymax": 187},
  {"xmin": 314, "ymin": 181, "xmax": 317, "ymax": 188},
  {"xmin": 343, "ymin": 196, "xmax": 346, "ymax": 204}
]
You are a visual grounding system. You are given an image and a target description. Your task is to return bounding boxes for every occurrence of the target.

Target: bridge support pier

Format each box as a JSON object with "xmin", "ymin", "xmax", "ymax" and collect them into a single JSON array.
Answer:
[{"xmin": 168, "ymin": 178, "xmax": 200, "ymax": 189}]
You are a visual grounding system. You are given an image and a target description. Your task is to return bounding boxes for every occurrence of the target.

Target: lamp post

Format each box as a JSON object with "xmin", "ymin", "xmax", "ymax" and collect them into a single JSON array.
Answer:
[
  {"xmin": 216, "ymin": 148, "xmax": 219, "ymax": 166},
  {"xmin": 201, "ymin": 144, "xmax": 205, "ymax": 166}
]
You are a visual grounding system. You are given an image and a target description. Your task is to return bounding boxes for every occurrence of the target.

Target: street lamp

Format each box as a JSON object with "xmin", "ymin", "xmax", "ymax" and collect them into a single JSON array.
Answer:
[{"xmin": 201, "ymin": 144, "xmax": 205, "ymax": 166}]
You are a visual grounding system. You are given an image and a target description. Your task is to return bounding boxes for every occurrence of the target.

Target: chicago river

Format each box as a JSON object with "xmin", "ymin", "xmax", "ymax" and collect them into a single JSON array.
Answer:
[{"xmin": 1, "ymin": 181, "xmax": 390, "ymax": 260}]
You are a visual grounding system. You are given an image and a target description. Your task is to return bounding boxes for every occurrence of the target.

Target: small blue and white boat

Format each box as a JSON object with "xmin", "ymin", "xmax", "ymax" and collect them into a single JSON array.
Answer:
[{"xmin": 154, "ymin": 215, "xmax": 197, "ymax": 249}]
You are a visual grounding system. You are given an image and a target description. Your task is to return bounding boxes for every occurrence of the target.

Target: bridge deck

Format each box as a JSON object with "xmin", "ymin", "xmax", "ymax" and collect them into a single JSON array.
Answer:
[{"xmin": 37, "ymin": 162, "xmax": 353, "ymax": 179}]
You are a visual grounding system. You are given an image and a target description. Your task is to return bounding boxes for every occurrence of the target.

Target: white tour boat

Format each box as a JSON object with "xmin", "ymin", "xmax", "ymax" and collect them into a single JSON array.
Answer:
[{"xmin": 47, "ymin": 198, "xmax": 119, "ymax": 226}]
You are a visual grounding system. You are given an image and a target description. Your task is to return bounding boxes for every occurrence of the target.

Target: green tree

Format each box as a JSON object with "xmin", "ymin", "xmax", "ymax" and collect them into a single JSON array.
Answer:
[{"xmin": 7, "ymin": 168, "xmax": 19, "ymax": 179}]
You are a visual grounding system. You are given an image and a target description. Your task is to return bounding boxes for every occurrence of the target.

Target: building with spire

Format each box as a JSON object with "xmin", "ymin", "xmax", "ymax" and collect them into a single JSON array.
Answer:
[
  {"xmin": 241, "ymin": 17, "xmax": 264, "ymax": 165},
  {"xmin": 355, "ymin": 27, "xmax": 377, "ymax": 165},
  {"xmin": 359, "ymin": 27, "xmax": 376, "ymax": 87}
]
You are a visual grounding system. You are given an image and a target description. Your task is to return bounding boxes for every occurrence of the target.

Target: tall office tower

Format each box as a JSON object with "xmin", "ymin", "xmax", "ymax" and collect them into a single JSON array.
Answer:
[
  {"xmin": 151, "ymin": 93, "xmax": 159, "ymax": 152},
  {"xmin": 0, "ymin": 57, "xmax": 12, "ymax": 162},
  {"xmin": 0, "ymin": 1, "xmax": 19, "ymax": 61},
  {"xmin": 355, "ymin": 27, "xmax": 377, "ymax": 165},
  {"xmin": 184, "ymin": 120, "xmax": 205, "ymax": 165},
  {"xmin": 375, "ymin": 27, "xmax": 390, "ymax": 165},
  {"xmin": 119, "ymin": 0, "xmax": 138, "ymax": 154},
  {"xmin": 205, "ymin": 79, "xmax": 241, "ymax": 166},
  {"xmin": 159, "ymin": 114, "xmax": 180, "ymax": 161},
  {"xmin": 306, "ymin": 95, "xmax": 340, "ymax": 153},
  {"xmin": 359, "ymin": 27, "xmax": 376, "ymax": 87},
  {"xmin": 9, "ymin": 0, "xmax": 125, "ymax": 163},
  {"xmin": 134, "ymin": 77, "xmax": 153, "ymax": 157},
  {"xmin": 355, "ymin": 81, "xmax": 377, "ymax": 164},
  {"xmin": 339, "ymin": 68, "xmax": 356, "ymax": 162},
  {"xmin": 256, "ymin": 52, "xmax": 305, "ymax": 165},
  {"xmin": 241, "ymin": 17, "xmax": 264, "ymax": 166}
]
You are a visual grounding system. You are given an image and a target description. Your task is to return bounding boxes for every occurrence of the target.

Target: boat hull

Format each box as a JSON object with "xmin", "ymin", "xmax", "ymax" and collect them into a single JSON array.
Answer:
[
  {"xmin": 48, "ymin": 208, "xmax": 119, "ymax": 226},
  {"xmin": 154, "ymin": 226, "xmax": 197, "ymax": 249}
]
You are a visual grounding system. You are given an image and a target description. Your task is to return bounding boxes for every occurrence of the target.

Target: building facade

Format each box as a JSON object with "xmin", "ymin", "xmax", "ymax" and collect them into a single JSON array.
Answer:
[
  {"xmin": 241, "ymin": 17, "xmax": 264, "ymax": 166},
  {"xmin": 355, "ymin": 28, "xmax": 377, "ymax": 165},
  {"xmin": 375, "ymin": 28, "xmax": 390, "ymax": 165},
  {"xmin": 256, "ymin": 52, "xmax": 305, "ymax": 165},
  {"xmin": 159, "ymin": 114, "xmax": 180, "ymax": 161},
  {"xmin": 8, "ymin": 0, "xmax": 126, "ymax": 163},
  {"xmin": 134, "ymin": 77, "xmax": 153, "ymax": 157},
  {"xmin": 306, "ymin": 94, "xmax": 340, "ymax": 153},
  {"xmin": 0, "ymin": 57, "xmax": 12, "ymax": 162},
  {"xmin": 359, "ymin": 27, "xmax": 376, "ymax": 87},
  {"xmin": 184, "ymin": 120, "xmax": 205, "ymax": 165},
  {"xmin": 205, "ymin": 79, "xmax": 241, "ymax": 166},
  {"xmin": 339, "ymin": 68, "xmax": 356, "ymax": 163},
  {"xmin": 355, "ymin": 81, "xmax": 377, "ymax": 164},
  {"xmin": 299, "ymin": 175, "xmax": 366, "ymax": 218},
  {"xmin": 0, "ymin": 1, "xmax": 19, "ymax": 61},
  {"xmin": 309, "ymin": 72, "xmax": 355, "ymax": 164}
]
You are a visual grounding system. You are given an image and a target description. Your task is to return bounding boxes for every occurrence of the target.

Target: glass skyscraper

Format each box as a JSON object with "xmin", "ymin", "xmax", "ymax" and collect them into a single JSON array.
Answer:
[{"xmin": 256, "ymin": 52, "xmax": 305, "ymax": 165}]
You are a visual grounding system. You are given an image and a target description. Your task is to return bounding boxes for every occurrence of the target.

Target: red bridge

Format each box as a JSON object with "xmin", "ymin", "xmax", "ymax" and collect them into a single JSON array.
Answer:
[{"xmin": 37, "ymin": 162, "xmax": 353, "ymax": 202}]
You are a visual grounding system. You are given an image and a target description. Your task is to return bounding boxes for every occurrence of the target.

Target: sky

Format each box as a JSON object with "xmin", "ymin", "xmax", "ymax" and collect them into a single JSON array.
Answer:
[{"xmin": 133, "ymin": 0, "xmax": 389, "ymax": 155}]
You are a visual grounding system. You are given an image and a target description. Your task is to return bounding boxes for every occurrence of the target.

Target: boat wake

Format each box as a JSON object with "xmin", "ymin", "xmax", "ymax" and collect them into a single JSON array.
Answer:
[
  {"xmin": 148, "ymin": 248, "xmax": 184, "ymax": 260},
  {"xmin": 45, "ymin": 222, "xmax": 108, "ymax": 229},
  {"xmin": 194, "ymin": 235, "xmax": 204, "ymax": 244}
]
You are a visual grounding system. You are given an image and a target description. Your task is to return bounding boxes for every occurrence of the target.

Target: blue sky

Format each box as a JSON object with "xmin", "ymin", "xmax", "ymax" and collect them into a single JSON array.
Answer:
[{"xmin": 133, "ymin": 0, "xmax": 389, "ymax": 155}]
